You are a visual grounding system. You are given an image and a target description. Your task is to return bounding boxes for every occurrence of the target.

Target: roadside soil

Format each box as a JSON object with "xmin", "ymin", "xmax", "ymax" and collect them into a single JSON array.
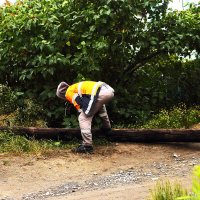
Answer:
[{"xmin": 1, "ymin": 140, "xmax": 200, "ymax": 200}]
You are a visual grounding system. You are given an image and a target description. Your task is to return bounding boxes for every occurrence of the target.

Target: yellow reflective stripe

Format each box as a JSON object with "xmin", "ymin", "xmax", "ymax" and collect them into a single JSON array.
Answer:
[
  {"xmin": 72, "ymin": 94, "xmax": 78, "ymax": 104},
  {"xmin": 78, "ymin": 82, "xmax": 83, "ymax": 97}
]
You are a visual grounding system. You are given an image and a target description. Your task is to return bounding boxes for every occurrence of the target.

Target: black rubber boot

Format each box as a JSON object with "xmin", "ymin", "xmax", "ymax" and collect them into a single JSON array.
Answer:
[{"xmin": 72, "ymin": 144, "xmax": 94, "ymax": 154}]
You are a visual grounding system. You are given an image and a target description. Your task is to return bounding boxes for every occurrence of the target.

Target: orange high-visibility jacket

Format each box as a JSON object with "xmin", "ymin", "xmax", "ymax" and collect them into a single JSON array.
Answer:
[{"xmin": 65, "ymin": 81, "xmax": 104, "ymax": 115}]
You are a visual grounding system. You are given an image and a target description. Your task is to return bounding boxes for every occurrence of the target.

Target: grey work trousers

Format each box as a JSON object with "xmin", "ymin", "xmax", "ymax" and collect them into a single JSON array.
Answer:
[{"xmin": 78, "ymin": 85, "xmax": 114, "ymax": 146}]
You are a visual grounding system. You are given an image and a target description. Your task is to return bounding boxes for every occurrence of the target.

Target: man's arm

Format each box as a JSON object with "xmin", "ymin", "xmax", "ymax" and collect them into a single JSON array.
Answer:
[{"xmin": 66, "ymin": 90, "xmax": 82, "ymax": 111}]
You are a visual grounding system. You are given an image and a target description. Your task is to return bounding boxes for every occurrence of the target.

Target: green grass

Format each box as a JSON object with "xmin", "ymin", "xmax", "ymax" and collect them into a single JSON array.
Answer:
[
  {"xmin": 137, "ymin": 105, "xmax": 200, "ymax": 129},
  {"xmin": 176, "ymin": 165, "xmax": 200, "ymax": 200},
  {"xmin": 148, "ymin": 180, "xmax": 188, "ymax": 200},
  {"xmin": 0, "ymin": 131, "xmax": 111, "ymax": 155},
  {"xmin": 148, "ymin": 166, "xmax": 200, "ymax": 200},
  {"xmin": 0, "ymin": 131, "xmax": 80, "ymax": 155},
  {"xmin": 113, "ymin": 105, "xmax": 200, "ymax": 129}
]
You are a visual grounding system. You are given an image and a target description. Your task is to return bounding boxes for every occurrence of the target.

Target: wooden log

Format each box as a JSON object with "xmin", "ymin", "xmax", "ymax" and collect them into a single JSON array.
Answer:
[
  {"xmin": 108, "ymin": 129, "xmax": 200, "ymax": 142},
  {"xmin": 0, "ymin": 126, "xmax": 83, "ymax": 140},
  {"xmin": 0, "ymin": 126, "xmax": 200, "ymax": 142}
]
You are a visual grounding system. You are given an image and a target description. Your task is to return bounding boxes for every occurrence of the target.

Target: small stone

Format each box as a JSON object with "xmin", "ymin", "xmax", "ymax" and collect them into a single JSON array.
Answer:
[
  {"xmin": 145, "ymin": 172, "xmax": 152, "ymax": 176},
  {"xmin": 173, "ymin": 153, "xmax": 179, "ymax": 158},
  {"xmin": 189, "ymin": 163, "xmax": 195, "ymax": 166},
  {"xmin": 151, "ymin": 177, "xmax": 159, "ymax": 181}
]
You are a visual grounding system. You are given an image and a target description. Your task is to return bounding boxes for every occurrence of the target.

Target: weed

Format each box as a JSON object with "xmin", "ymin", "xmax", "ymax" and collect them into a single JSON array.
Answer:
[
  {"xmin": 148, "ymin": 166, "xmax": 200, "ymax": 200},
  {"xmin": 0, "ymin": 131, "xmax": 79, "ymax": 155},
  {"xmin": 148, "ymin": 180, "xmax": 188, "ymax": 200},
  {"xmin": 176, "ymin": 165, "xmax": 200, "ymax": 200},
  {"xmin": 138, "ymin": 105, "xmax": 200, "ymax": 129}
]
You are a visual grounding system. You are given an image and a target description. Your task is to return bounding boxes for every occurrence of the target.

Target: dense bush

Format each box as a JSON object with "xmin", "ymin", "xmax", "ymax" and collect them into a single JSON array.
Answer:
[
  {"xmin": 0, "ymin": 84, "xmax": 17, "ymax": 114},
  {"xmin": 113, "ymin": 57, "xmax": 200, "ymax": 125},
  {"xmin": 138, "ymin": 105, "xmax": 200, "ymax": 129},
  {"xmin": 0, "ymin": 0, "xmax": 199, "ymax": 127},
  {"xmin": 0, "ymin": 84, "xmax": 47, "ymax": 127},
  {"xmin": 13, "ymin": 99, "xmax": 47, "ymax": 127}
]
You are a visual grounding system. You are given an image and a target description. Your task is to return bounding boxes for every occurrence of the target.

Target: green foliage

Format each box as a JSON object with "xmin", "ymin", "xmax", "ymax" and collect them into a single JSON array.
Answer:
[
  {"xmin": 0, "ymin": 84, "xmax": 47, "ymax": 127},
  {"xmin": 0, "ymin": 131, "xmax": 110, "ymax": 154},
  {"xmin": 0, "ymin": 131, "xmax": 46, "ymax": 154},
  {"xmin": 139, "ymin": 105, "xmax": 200, "ymax": 129},
  {"xmin": 149, "ymin": 180, "xmax": 188, "ymax": 200},
  {"xmin": 113, "ymin": 57, "xmax": 200, "ymax": 126},
  {"xmin": 0, "ymin": 84, "xmax": 17, "ymax": 114},
  {"xmin": 176, "ymin": 166, "xmax": 200, "ymax": 200},
  {"xmin": 0, "ymin": 0, "xmax": 199, "ymax": 126},
  {"xmin": 148, "ymin": 166, "xmax": 200, "ymax": 200},
  {"xmin": 0, "ymin": 131, "xmax": 79, "ymax": 154},
  {"xmin": 191, "ymin": 166, "xmax": 200, "ymax": 200},
  {"xmin": 62, "ymin": 114, "xmax": 79, "ymax": 128},
  {"xmin": 14, "ymin": 99, "xmax": 47, "ymax": 127},
  {"xmin": 163, "ymin": 4, "xmax": 200, "ymax": 57}
]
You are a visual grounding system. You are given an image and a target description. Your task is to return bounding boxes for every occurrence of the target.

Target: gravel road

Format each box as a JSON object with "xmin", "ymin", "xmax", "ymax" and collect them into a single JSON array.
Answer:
[
  {"xmin": 13, "ymin": 157, "xmax": 200, "ymax": 199},
  {"xmin": 1, "ymin": 143, "xmax": 200, "ymax": 200}
]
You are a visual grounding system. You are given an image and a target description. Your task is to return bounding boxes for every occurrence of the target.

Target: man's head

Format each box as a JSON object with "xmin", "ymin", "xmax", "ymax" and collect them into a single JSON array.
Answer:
[{"xmin": 56, "ymin": 82, "xmax": 69, "ymax": 100}]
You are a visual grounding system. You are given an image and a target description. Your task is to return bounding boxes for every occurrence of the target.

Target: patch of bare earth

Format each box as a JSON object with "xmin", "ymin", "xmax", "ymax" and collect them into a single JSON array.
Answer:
[{"xmin": 0, "ymin": 141, "xmax": 200, "ymax": 200}]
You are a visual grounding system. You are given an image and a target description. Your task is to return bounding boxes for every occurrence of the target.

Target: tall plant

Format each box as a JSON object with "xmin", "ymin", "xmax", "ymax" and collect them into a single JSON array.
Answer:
[{"xmin": 0, "ymin": 0, "xmax": 199, "ymax": 126}]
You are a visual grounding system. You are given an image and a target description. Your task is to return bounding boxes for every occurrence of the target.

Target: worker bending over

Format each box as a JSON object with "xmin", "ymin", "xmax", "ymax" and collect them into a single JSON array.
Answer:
[{"xmin": 56, "ymin": 81, "xmax": 114, "ymax": 153}]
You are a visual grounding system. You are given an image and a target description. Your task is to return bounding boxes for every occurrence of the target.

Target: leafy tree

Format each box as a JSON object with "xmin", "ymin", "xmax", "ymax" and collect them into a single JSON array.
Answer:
[{"xmin": 0, "ymin": 0, "xmax": 199, "ymax": 126}]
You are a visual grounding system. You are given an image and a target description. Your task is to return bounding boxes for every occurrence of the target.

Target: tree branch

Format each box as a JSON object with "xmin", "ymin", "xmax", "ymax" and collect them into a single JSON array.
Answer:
[{"xmin": 115, "ymin": 50, "xmax": 166, "ymax": 85}]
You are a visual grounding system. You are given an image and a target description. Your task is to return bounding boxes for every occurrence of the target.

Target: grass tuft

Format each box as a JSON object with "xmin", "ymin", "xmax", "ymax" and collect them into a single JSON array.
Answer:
[
  {"xmin": 0, "ymin": 131, "xmax": 79, "ymax": 155},
  {"xmin": 148, "ymin": 180, "xmax": 188, "ymax": 200}
]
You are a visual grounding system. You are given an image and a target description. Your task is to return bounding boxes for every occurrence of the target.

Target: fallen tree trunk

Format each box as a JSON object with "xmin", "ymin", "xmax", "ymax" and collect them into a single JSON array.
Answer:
[
  {"xmin": 1, "ymin": 126, "xmax": 200, "ymax": 142},
  {"xmin": 109, "ymin": 128, "xmax": 200, "ymax": 142},
  {"xmin": 0, "ymin": 126, "xmax": 82, "ymax": 140}
]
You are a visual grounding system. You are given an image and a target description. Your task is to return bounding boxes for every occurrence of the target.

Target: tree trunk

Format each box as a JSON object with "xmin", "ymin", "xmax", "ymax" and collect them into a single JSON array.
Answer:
[{"xmin": 1, "ymin": 126, "xmax": 200, "ymax": 142}]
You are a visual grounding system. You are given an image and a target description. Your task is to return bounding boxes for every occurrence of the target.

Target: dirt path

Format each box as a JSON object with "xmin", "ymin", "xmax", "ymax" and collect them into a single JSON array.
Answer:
[{"xmin": 0, "ymin": 142, "xmax": 200, "ymax": 200}]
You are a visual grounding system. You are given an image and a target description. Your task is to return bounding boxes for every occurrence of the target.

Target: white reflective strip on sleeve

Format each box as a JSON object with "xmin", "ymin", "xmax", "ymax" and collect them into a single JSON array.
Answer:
[
  {"xmin": 102, "ymin": 84, "xmax": 114, "ymax": 93},
  {"xmin": 78, "ymin": 82, "xmax": 83, "ymax": 97},
  {"xmin": 85, "ymin": 82, "xmax": 103, "ymax": 114},
  {"xmin": 107, "ymin": 85, "xmax": 114, "ymax": 93},
  {"xmin": 72, "ymin": 94, "xmax": 78, "ymax": 104},
  {"xmin": 99, "ymin": 112, "xmax": 107, "ymax": 117}
]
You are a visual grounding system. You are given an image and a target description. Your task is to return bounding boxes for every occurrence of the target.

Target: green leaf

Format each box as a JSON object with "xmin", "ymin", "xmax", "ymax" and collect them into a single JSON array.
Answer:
[
  {"xmin": 81, "ymin": 41, "xmax": 86, "ymax": 46},
  {"xmin": 66, "ymin": 41, "xmax": 71, "ymax": 46}
]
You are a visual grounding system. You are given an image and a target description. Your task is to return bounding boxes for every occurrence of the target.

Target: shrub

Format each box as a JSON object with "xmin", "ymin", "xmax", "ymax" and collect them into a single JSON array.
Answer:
[
  {"xmin": 0, "ymin": 0, "xmax": 199, "ymax": 127},
  {"xmin": 0, "ymin": 84, "xmax": 47, "ymax": 127},
  {"xmin": 139, "ymin": 105, "xmax": 200, "ymax": 129},
  {"xmin": 13, "ymin": 99, "xmax": 47, "ymax": 127},
  {"xmin": 0, "ymin": 84, "xmax": 17, "ymax": 115}
]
